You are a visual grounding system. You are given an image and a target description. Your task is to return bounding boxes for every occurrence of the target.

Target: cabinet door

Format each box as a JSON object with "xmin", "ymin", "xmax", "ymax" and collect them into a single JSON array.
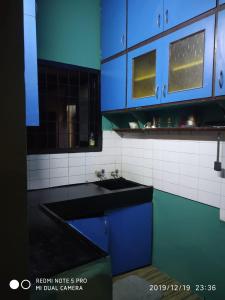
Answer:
[
  {"xmin": 24, "ymin": 14, "xmax": 39, "ymax": 126},
  {"xmin": 68, "ymin": 216, "xmax": 109, "ymax": 252},
  {"xmin": 161, "ymin": 15, "xmax": 214, "ymax": 104},
  {"xmin": 23, "ymin": 0, "xmax": 35, "ymax": 16},
  {"xmin": 127, "ymin": 40, "xmax": 164, "ymax": 108},
  {"xmin": 127, "ymin": 0, "xmax": 163, "ymax": 48},
  {"xmin": 101, "ymin": 55, "xmax": 126, "ymax": 111},
  {"xmin": 163, "ymin": 0, "xmax": 216, "ymax": 31},
  {"xmin": 108, "ymin": 203, "xmax": 152, "ymax": 275},
  {"xmin": 215, "ymin": 11, "xmax": 225, "ymax": 96},
  {"xmin": 101, "ymin": 0, "xmax": 126, "ymax": 59}
]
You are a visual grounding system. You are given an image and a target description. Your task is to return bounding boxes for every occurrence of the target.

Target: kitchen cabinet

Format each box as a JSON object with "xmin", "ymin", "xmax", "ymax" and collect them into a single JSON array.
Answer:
[
  {"xmin": 68, "ymin": 216, "xmax": 109, "ymax": 252},
  {"xmin": 163, "ymin": 0, "xmax": 216, "ymax": 31},
  {"xmin": 101, "ymin": 55, "xmax": 126, "ymax": 111},
  {"xmin": 215, "ymin": 10, "xmax": 225, "ymax": 96},
  {"xmin": 127, "ymin": 16, "xmax": 214, "ymax": 107},
  {"xmin": 108, "ymin": 202, "xmax": 152, "ymax": 275},
  {"xmin": 161, "ymin": 15, "xmax": 215, "ymax": 104},
  {"xmin": 101, "ymin": 0, "xmax": 126, "ymax": 59},
  {"xmin": 68, "ymin": 202, "xmax": 152, "ymax": 276},
  {"xmin": 24, "ymin": 0, "xmax": 39, "ymax": 126},
  {"xmin": 23, "ymin": 0, "xmax": 36, "ymax": 16},
  {"xmin": 127, "ymin": 0, "xmax": 216, "ymax": 48},
  {"xmin": 127, "ymin": 39, "xmax": 163, "ymax": 108},
  {"xmin": 127, "ymin": 0, "xmax": 163, "ymax": 48}
]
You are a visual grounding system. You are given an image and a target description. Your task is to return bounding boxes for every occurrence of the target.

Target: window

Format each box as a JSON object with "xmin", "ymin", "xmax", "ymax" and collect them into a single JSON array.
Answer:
[{"xmin": 27, "ymin": 60, "xmax": 102, "ymax": 154}]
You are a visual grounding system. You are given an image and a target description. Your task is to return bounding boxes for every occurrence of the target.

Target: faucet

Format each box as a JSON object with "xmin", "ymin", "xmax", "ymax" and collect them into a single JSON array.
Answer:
[
  {"xmin": 111, "ymin": 169, "xmax": 119, "ymax": 179},
  {"xmin": 95, "ymin": 169, "xmax": 106, "ymax": 180}
]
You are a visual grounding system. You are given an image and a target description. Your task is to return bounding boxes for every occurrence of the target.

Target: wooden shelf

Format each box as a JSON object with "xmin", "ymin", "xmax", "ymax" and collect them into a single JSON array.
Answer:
[{"xmin": 114, "ymin": 127, "xmax": 225, "ymax": 133}]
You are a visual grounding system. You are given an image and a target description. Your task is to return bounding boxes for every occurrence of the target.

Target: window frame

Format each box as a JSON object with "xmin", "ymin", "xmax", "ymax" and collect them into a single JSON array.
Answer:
[{"xmin": 27, "ymin": 59, "xmax": 102, "ymax": 154}]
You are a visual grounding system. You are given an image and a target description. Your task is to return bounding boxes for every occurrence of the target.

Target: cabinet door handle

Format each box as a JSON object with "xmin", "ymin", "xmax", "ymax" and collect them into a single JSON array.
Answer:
[
  {"xmin": 104, "ymin": 217, "xmax": 108, "ymax": 234},
  {"xmin": 219, "ymin": 70, "xmax": 224, "ymax": 89},
  {"xmin": 165, "ymin": 9, "xmax": 169, "ymax": 24},
  {"xmin": 155, "ymin": 86, "xmax": 159, "ymax": 99},
  {"xmin": 162, "ymin": 84, "xmax": 167, "ymax": 98},
  {"xmin": 121, "ymin": 34, "xmax": 125, "ymax": 47},
  {"xmin": 157, "ymin": 14, "xmax": 161, "ymax": 28}
]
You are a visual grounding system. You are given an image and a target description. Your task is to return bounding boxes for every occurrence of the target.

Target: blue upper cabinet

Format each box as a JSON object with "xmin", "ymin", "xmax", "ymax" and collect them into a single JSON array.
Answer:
[
  {"xmin": 101, "ymin": 55, "xmax": 126, "ymax": 111},
  {"xmin": 163, "ymin": 0, "xmax": 216, "ymax": 31},
  {"xmin": 23, "ymin": 0, "xmax": 36, "ymax": 16},
  {"xmin": 127, "ymin": 0, "xmax": 216, "ymax": 48},
  {"xmin": 101, "ymin": 0, "xmax": 126, "ymax": 59},
  {"xmin": 215, "ymin": 10, "xmax": 225, "ymax": 96},
  {"xmin": 127, "ymin": 0, "xmax": 163, "ymax": 48},
  {"xmin": 127, "ymin": 39, "xmax": 163, "ymax": 108},
  {"xmin": 161, "ymin": 15, "xmax": 215, "ymax": 104},
  {"xmin": 24, "ymin": 0, "xmax": 39, "ymax": 126}
]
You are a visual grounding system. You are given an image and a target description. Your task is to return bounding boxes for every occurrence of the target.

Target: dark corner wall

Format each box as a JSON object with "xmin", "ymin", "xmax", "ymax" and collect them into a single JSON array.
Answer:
[
  {"xmin": 36, "ymin": 0, "xmax": 100, "ymax": 69},
  {"xmin": 153, "ymin": 190, "xmax": 225, "ymax": 300},
  {"xmin": 1, "ymin": 0, "xmax": 28, "ymax": 299}
]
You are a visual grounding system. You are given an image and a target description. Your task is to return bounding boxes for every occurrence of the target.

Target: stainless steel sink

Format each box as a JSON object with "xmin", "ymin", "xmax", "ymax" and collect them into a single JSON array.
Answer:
[{"xmin": 94, "ymin": 178, "xmax": 141, "ymax": 190}]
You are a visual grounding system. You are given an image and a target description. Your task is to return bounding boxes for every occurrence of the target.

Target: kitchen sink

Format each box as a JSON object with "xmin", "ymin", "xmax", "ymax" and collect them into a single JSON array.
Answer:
[{"xmin": 94, "ymin": 177, "xmax": 141, "ymax": 190}]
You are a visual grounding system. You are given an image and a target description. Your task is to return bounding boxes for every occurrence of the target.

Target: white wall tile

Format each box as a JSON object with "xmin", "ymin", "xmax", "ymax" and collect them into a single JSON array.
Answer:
[
  {"xmin": 198, "ymin": 141, "xmax": 217, "ymax": 156},
  {"xmin": 27, "ymin": 159, "xmax": 49, "ymax": 171},
  {"xmin": 50, "ymin": 168, "xmax": 68, "ymax": 178},
  {"xmin": 179, "ymin": 175, "xmax": 198, "ymax": 189},
  {"xmin": 220, "ymin": 209, "xmax": 225, "ymax": 222},
  {"xmin": 28, "ymin": 179, "xmax": 50, "ymax": 190},
  {"xmin": 69, "ymin": 166, "xmax": 85, "ymax": 176},
  {"xmin": 28, "ymin": 169, "xmax": 49, "ymax": 181},
  {"xmin": 198, "ymin": 178, "xmax": 221, "ymax": 195},
  {"xmin": 69, "ymin": 175, "xmax": 86, "ymax": 185},
  {"xmin": 198, "ymin": 190, "xmax": 220, "ymax": 208},
  {"xmin": 177, "ymin": 186, "xmax": 198, "ymax": 201},
  {"xmin": 69, "ymin": 156, "xmax": 85, "ymax": 167},
  {"xmin": 50, "ymin": 177, "xmax": 69, "ymax": 187},
  {"xmin": 27, "ymin": 131, "xmax": 225, "ymax": 219},
  {"xmin": 27, "ymin": 154, "xmax": 50, "ymax": 160},
  {"xmin": 50, "ymin": 158, "xmax": 68, "ymax": 168}
]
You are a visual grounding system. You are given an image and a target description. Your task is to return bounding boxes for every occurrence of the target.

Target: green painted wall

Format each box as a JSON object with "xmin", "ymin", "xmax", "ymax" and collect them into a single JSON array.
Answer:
[
  {"xmin": 36, "ymin": 0, "xmax": 100, "ymax": 69},
  {"xmin": 153, "ymin": 190, "xmax": 225, "ymax": 300}
]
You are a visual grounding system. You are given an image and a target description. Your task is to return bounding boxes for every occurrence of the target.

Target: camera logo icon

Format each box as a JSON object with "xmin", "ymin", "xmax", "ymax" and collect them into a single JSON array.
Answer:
[{"xmin": 9, "ymin": 279, "xmax": 31, "ymax": 290}]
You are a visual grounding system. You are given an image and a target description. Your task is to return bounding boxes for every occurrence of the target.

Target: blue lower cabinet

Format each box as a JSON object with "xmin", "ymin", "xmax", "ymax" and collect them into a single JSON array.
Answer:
[
  {"xmin": 68, "ymin": 217, "xmax": 109, "ymax": 252},
  {"xmin": 161, "ymin": 15, "xmax": 215, "ymax": 104},
  {"xmin": 215, "ymin": 10, "xmax": 225, "ymax": 96},
  {"xmin": 107, "ymin": 202, "xmax": 153, "ymax": 275},
  {"xmin": 101, "ymin": 55, "xmax": 126, "ymax": 111},
  {"xmin": 24, "ymin": 14, "xmax": 39, "ymax": 126}
]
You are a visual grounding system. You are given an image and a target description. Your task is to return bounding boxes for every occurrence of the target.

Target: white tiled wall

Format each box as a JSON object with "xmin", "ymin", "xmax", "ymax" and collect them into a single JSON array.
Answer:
[
  {"xmin": 121, "ymin": 137, "xmax": 225, "ymax": 222},
  {"xmin": 27, "ymin": 131, "xmax": 122, "ymax": 189},
  {"xmin": 27, "ymin": 130, "xmax": 225, "ymax": 221}
]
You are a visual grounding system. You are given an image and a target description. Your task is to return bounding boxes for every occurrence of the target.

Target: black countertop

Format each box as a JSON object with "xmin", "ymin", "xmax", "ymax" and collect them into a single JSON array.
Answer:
[{"xmin": 28, "ymin": 180, "xmax": 153, "ymax": 282}]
